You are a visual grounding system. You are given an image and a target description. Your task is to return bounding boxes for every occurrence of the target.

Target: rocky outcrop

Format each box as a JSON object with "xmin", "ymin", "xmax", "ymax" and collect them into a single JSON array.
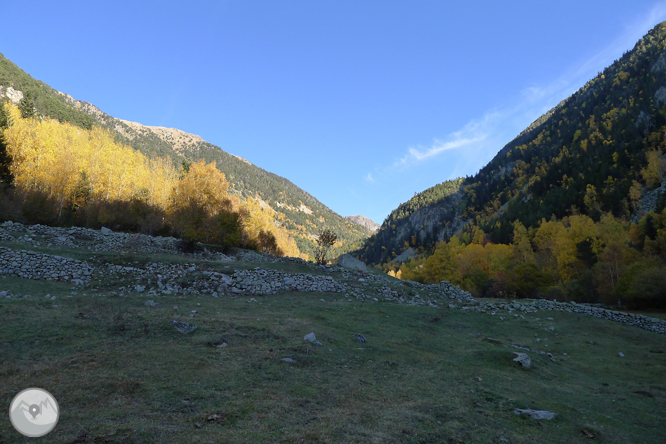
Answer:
[
  {"xmin": 345, "ymin": 215, "xmax": 380, "ymax": 232},
  {"xmin": 337, "ymin": 254, "xmax": 367, "ymax": 271},
  {"xmin": 0, "ymin": 86, "xmax": 23, "ymax": 104},
  {"xmin": 392, "ymin": 247, "xmax": 416, "ymax": 263}
]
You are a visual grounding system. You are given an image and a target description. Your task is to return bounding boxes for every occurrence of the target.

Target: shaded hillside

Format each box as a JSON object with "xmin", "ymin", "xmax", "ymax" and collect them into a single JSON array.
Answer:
[
  {"xmin": 0, "ymin": 53, "xmax": 371, "ymax": 258},
  {"xmin": 360, "ymin": 23, "xmax": 666, "ymax": 265}
]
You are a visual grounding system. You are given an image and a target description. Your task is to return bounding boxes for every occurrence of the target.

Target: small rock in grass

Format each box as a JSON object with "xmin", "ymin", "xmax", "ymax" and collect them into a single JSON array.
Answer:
[
  {"xmin": 512, "ymin": 352, "xmax": 531, "ymax": 369},
  {"xmin": 172, "ymin": 321, "xmax": 197, "ymax": 334},
  {"xmin": 281, "ymin": 357, "xmax": 296, "ymax": 363},
  {"xmin": 304, "ymin": 332, "xmax": 317, "ymax": 342},
  {"xmin": 618, "ymin": 352, "xmax": 624, "ymax": 357},
  {"xmin": 513, "ymin": 408, "xmax": 556, "ymax": 420},
  {"xmin": 353, "ymin": 334, "xmax": 366, "ymax": 343}
]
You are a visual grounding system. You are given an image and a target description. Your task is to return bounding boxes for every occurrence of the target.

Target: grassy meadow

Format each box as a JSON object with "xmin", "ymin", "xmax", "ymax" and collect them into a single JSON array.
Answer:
[{"xmin": 0, "ymin": 250, "xmax": 665, "ymax": 443}]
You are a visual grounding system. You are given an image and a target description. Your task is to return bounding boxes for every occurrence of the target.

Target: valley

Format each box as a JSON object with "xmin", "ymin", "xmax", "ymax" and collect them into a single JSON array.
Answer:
[{"xmin": 0, "ymin": 223, "xmax": 664, "ymax": 443}]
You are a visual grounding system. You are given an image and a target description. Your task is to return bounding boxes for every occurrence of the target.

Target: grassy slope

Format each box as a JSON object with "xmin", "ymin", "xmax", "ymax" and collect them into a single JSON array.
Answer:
[{"xmin": 0, "ymin": 246, "xmax": 664, "ymax": 443}]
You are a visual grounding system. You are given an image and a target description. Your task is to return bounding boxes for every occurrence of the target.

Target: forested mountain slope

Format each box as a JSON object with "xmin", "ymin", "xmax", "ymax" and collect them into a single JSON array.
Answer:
[
  {"xmin": 360, "ymin": 23, "xmax": 666, "ymax": 266},
  {"xmin": 0, "ymin": 53, "xmax": 371, "ymax": 258}
]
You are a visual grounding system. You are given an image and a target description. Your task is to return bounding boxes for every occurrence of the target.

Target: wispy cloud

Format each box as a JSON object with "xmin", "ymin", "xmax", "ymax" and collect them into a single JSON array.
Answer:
[
  {"xmin": 364, "ymin": 172, "xmax": 375, "ymax": 183},
  {"xmin": 396, "ymin": 134, "xmax": 487, "ymax": 165},
  {"xmin": 377, "ymin": 2, "xmax": 666, "ymax": 183}
]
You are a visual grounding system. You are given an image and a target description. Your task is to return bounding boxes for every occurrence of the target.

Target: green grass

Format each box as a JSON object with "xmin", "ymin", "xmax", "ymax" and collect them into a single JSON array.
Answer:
[{"xmin": 1, "ymin": 267, "xmax": 665, "ymax": 443}]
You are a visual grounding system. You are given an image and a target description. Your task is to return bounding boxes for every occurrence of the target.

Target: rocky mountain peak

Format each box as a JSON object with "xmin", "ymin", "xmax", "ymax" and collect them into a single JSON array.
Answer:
[{"xmin": 346, "ymin": 215, "xmax": 380, "ymax": 232}]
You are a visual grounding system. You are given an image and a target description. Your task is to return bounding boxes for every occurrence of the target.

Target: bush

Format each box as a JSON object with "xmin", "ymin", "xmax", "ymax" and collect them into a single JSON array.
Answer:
[
  {"xmin": 617, "ymin": 259, "xmax": 666, "ymax": 308},
  {"xmin": 506, "ymin": 263, "xmax": 552, "ymax": 299},
  {"xmin": 565, "ymin": 270, "xmax": 597, "ymax": 303},
  {"xmin": 461, "ymin": 269, "xmax": 490, "ymax": 298}
]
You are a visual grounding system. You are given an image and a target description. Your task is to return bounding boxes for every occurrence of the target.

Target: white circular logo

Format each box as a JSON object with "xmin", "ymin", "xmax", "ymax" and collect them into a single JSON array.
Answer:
[{"xmin": 9, "ymin": 388, "xmax": 59, "ymax": 437}]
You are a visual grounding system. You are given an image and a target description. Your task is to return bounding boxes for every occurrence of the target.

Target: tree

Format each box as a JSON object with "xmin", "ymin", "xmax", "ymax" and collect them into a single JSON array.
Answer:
[
  {"xmin": 512, "ymin": 220, "xmax": 534, "ymax": 264},
  {"xmin": 18, "ymin": 92, "xmax": 36, "ymax": 119},
  {"xmin": 641, "ymin": 149, "xmax": 666, "ymax": 189},
  {"xmin": 0, "ymin": 103, "xmax": 13, "ymax": 187},
  {"xmin": 314, "ymin": 228, "xmax": 337, "ymax": 264},
  {"xmin": 170, "ymin": 160, "xmax": 236, "ymax": 243}
]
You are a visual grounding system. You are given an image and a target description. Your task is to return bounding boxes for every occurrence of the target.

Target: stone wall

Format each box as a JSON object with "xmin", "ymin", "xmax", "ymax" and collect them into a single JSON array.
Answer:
[{"xmin": 0, "ymin": 247, "xmax": 94, "ymax": 283}]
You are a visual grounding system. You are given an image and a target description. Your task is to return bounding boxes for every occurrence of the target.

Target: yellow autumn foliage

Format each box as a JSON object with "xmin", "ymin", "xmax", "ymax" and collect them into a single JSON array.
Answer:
[{"xmin": 3, "ymin": 103, "xmax": 178, "ymax": 216}]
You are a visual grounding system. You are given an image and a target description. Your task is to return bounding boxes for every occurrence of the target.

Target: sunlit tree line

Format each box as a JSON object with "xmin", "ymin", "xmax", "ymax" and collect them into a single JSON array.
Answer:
[
  {"xmin": 0, "ymin": 102, "xmax": 301, "ymax": 257},
  {"xmin": 394, "ymin": 212, "xmax": 666, "ymax": 308}
]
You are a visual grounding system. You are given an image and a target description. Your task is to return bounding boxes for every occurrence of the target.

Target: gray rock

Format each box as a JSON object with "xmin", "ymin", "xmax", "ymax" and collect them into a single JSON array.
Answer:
[
  {"xmin": 513, "ymin": 409, "xmax": 556, "ymax": 420},
  {"xmin": 304, "ymin": 332, "xmax": 317, "ymax": 342},
  {"xmin": 281, "ymin": 357, "xmax": 296, "ymax": 363},
  {"xmin": 172, "ymin": 320, "xmax": 196, "ymax": 334},
  {"xmin": 101, "ymin": 227, "xmax": 113, "ymax": 235},
  {"xmin": 618, "ymin": 352, "xmax": 624, "ymax": 357},
  {"xmin": 144, "ymin": 300, "xmax": 159, "ymax": 307},
  {"xmin": 391, "ymin": 247, "xmax": 416, "ymax": 263},
  {"xmin": 337, "ymin": 254, "xmax": 367, "ymax": 271},
  {"xmin": 135, "ymin": 285, "xmax": 145, "ymax": 292},
  {"xmin": 512, "ymin": 352, "xmax": 531, "ymax": 369}
]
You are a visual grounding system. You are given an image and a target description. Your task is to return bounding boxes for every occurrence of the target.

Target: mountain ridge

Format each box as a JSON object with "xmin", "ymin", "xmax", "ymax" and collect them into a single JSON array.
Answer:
[
  {"xmin": 345, "ymin": 215, "xmax": 380, "ymax": 232},
  {"xmin": 359, "ymin": 22, "xmax": 666, "ymax": 266},
  {"xmin": 0, "ymin": 52, "xmax": 372, "ymax": 258}
]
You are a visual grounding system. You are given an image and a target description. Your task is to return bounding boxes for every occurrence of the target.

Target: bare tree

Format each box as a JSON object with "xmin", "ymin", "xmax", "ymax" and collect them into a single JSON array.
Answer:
[{"xmin": 314, "ymin": 228, "xmax": 337, "ymax": 265}]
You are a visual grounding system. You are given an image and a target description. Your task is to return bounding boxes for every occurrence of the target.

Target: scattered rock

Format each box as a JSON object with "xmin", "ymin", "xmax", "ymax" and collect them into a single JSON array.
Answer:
[
  {"xmin": 207, "ymin": 338, "xmax": 228, "ymax": 348},
  {"xmin": 618, "ymin": 352, "xmax": 625, "ymax": 357},
  {"xmin": 512, "ymin": 352, "xmax": 531, "ymax": 369},
  {"xmin": 144, "ymin": 300, "xmax": 159, "ymax": 307},
  {"xmin": 513, "ymin": 408, "xmax": 556, "ymax": 420},
  {"xmin": 353, "ymin": 334, "xmax": 366, "ymax": 343},
  {"xmin": 281, "ymin": 357, "xmax": 296, "ymax": 363},
  {"xmin": 101, "ymin": 227, "xmax": 113, "ymax": 235},
  {"xmin": 304, "ymin": 332, "xmax": 317, "ymax": 342},
  {"xmin": 172, "ymin": 321, "xmax": 197, "ymax": 334}
]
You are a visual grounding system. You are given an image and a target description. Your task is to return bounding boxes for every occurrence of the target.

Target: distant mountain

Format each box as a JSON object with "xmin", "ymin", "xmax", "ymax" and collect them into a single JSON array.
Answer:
[
  {"xmin": 0, "ymin": 53, "xmax": 372, "ymax": 258},
  {"xmin": 345, "ymin": 215, "xmax": 380, "ymax": 232},
  {"xmin": 359, "ymin": 22, "xmax": 666, "ymax": 265}
]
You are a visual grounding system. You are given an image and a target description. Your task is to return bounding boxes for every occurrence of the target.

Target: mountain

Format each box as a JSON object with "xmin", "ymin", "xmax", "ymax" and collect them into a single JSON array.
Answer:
[
  {"xmin": 345, "ymin": 215, "xmax": 380, "ymax": 232},
  {"xmin": 0, "ymin": 53, "xmax": 372, "ymax": 258},
  {"xmin": 359, "ymin": 22, "xmax": 666, "ymax": 265}
]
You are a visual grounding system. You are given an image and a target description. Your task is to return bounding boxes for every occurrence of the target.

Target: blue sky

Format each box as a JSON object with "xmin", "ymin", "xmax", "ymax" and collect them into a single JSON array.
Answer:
[{"xmin": 3, "ymin": 1, "xmax": 666, "ymax": 225}]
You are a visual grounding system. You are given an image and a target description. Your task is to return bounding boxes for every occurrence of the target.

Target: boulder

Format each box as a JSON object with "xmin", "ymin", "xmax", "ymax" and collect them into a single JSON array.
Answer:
[
  {"xmin": 101, "ymin": 227, "xmax": 113, "ymax": 235},
  {"xmin": 512, "ymin": 352, "xmax": 531, "ymax": 369},
  {"xmin": 337, "ymin": 254, "xmax": 367, "ymax": 271}
]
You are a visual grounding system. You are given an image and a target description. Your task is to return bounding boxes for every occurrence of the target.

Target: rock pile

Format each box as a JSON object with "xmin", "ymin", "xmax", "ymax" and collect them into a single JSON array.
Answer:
[
  {"xmin": 197, "ymin": 268, "xmax": 347, "ymax": 296},
  {"xmin": 0, "ymin": 247, "xmax": 94, "ymax": 283}
]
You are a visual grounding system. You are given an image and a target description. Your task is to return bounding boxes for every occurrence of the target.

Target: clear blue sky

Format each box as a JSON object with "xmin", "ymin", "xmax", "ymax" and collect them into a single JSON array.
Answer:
[{"xmin": 3, "ymin": 1, "xmax": 666, "ymax": 225}]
